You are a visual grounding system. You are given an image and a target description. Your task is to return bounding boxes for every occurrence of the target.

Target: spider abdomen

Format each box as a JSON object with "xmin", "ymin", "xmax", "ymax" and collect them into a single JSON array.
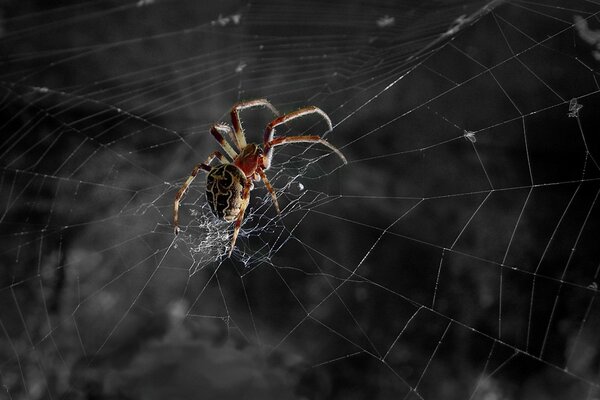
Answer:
[{"xmin": 205, "ymin": 164, "xmax": 248, "ymax": 222}]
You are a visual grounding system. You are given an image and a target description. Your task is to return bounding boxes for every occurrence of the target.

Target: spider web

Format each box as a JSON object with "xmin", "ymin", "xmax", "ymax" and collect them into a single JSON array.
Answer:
[{"xmin": 1, "ymin": 0, "xmax": 600, "ymax": 398}]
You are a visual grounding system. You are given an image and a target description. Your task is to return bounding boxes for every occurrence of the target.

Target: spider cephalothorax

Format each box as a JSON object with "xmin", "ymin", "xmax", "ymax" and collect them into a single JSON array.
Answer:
[{"xmin": 174, "ymin": 99, "xmax": 347, "ymax": 256}]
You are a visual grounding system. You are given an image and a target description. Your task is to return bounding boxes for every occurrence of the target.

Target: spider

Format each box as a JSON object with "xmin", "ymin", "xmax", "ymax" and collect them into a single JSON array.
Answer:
[{"xmin": 173, "ymin": 99, "xmax": 347, "ymax": 256}]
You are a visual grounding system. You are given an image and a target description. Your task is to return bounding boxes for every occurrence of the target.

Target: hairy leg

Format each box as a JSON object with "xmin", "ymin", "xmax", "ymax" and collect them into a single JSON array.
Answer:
[
  {"xmin": 173, "ymin": 151, "xmax": 226, "ymax": 233},
  {"xmin": 262, "ymin": 107, "xmax": 333, "ymax": 168},
  {"xmin": 228, "ymin": 179, "xmax": 252, "ymax": 257},
  {"xmin": 231, "ymin": 99, "xmax": 280, "ymax": 148},
  {"xmin": 210, "ymin": 124, "xmax": 238, "ymax": 159},
  {"xmin": 263, "ymin": 135, "xmax": 346, "ymax": 170},
  {"xmin": 257, "ymin": 169, "xmax": 280, "ymax": 213}
]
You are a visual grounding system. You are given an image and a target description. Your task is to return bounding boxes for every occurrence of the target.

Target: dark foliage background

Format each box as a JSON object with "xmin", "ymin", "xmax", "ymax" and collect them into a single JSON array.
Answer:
[{"xmin": 1, "ymin": 1, "xmax": 599, "ymax": 399}]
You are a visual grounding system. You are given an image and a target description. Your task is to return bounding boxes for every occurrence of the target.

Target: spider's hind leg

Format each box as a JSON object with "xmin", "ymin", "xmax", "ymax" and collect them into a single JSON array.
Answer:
[
  {"xmin": 228, "ymin": 179, "xmax": 252, "ymax": 257},
  {"xmin": 173, "ymin": 151, "xmax": 226, "ymax": 234},
  {"xmin": 257, "ymin": 169, "xmax": 280, "ymax": 214}
]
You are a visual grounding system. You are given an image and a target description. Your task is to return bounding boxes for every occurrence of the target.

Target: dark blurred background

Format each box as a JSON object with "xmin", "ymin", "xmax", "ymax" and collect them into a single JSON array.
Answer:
[{"xmin": 1, "ymin": 0, "xmax": 600, "ymax": 399}]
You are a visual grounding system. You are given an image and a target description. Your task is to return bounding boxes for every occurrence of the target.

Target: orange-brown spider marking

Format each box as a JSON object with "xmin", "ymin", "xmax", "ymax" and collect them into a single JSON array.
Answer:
[{"xmin": 173, "ymin": 99, "xmax": 347, "ymax": 257}]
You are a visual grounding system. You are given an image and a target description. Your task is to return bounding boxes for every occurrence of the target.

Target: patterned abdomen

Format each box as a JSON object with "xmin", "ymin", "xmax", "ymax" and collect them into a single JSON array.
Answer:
[{"xmin": 205, "ymin": 164, "xmax": 247, "ymax": 222}]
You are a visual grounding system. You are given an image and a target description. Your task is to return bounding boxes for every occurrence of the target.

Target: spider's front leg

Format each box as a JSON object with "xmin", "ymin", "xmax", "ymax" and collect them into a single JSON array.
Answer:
[
  {"xmin": 230, "ymin": 99, "xmax": 280, "ymax": 148},
  {"xmin": 263, "ymin": 135, "xmax": 347, "ymax": 171},
  {"xmin": 173, "ymin": 151, "xmax": 228, "ymax": 234},
  {"xmin": 210, "ymin": 124, "xmax": 239, "ymax": 158},
  {"xmin": 228, "ymin": 178, "xmax": 252, "ymax": 257},
  {"xmin": 262, "ymin": 106, "xmax": 334, "ymax": 169}
]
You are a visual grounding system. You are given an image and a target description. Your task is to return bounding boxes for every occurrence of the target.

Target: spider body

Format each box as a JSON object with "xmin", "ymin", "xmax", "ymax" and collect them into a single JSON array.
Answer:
[
  {"xmin": 174, "ymin": 99, "xmax": 347, "ymax": 256},
  {"xmin": 206, "ymin": 144, "xmax": 264, "ymax": 220},
  {"xmin": 233, "ymin": 143, "xmax": 264, "ymax": 177},
  {"xmin": 205, "ymin": 164, "xmax": 247, "ymax": 221}
]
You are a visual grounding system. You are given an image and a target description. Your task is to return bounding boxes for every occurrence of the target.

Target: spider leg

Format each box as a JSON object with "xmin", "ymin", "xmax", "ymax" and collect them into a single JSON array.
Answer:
[
  {"xmin": 262, "ymin": 106, "xmax": 334, "ymax": 169},
  {"xmin": 263, "ymin": 106, "xmax": 332, "ymax": 146},
  {"xmin": 212, "ymin": 122, "xmax": 239, "ymax": 152},
  {"xmin": 263, "ymin": 135, "xmax": 347, "ymax": 170},
  {"xmin": 173, "ymin": 151, "xmax": 226, "ymax": 234},
  {"xmin": 228, "ymin": 178, "xmax": 252, "ymax": 257},
  {"xmin": 257, "ymin": 168, "xmax": 280, "ymax": 214},
  {"xmin": 210, "ymin": 124, "xmax": 238, "ymax": 159},
  {"xmin": 231, "ymin": 99, "xmax": 280, "ymax": 148}
]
